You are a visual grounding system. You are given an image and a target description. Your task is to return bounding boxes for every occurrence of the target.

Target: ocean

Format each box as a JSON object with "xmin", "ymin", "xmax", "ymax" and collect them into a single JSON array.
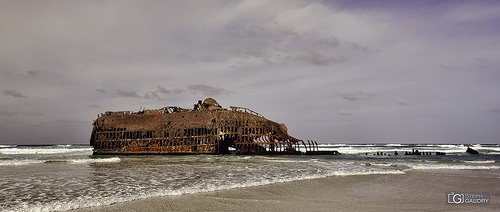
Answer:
[{"xmin": 1, "ymin": 144, "xmax": 499, "ymax": 212}]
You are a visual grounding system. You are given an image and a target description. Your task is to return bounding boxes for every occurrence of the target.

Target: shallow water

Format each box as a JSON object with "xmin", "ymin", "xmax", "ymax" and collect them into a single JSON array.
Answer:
[{"xmin": 0, "ymin": 144, "xmax": 499, "ymax": 211}]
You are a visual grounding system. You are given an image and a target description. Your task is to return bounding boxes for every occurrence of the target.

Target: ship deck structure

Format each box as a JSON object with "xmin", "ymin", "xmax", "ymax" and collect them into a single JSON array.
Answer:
[{"xmin": 90, "ymin": 98, "xmax": 337, "ymax": 155}]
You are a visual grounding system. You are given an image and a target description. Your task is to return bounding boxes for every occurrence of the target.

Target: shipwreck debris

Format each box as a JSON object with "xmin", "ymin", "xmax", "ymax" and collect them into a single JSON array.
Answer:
[
  {"xmin": 90, "ymin": 98, "xmax": 336, "ymax": 155},
  {"xmin": 466, "ymin": 147, "xmax": 479, "ymax": 155}
]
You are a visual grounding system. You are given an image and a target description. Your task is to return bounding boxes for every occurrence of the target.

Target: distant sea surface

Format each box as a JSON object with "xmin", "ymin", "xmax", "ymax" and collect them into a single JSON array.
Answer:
[{"xmin": 1, "ymin": 144, "xmax": 499, "ymax": 211}]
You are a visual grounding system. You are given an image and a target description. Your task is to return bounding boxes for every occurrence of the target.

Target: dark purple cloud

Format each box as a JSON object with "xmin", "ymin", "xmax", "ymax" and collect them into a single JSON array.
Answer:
[
  {"xmin": 3, "ymin": 90, "xmax": 27, "ymax": 98},
  {"xmin": 116, "ymin": 89, "xmax": 141, "ymax": 98},
  {"xmin": 187, "ymin": 84, "xmax": 226, "ymax": 96}
]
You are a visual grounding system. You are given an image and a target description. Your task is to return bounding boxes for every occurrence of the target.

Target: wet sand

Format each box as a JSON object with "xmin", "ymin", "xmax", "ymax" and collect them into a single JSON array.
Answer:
[{"xmin": 71, "ymin": 172, "xmax": 500, "ymax": 211}]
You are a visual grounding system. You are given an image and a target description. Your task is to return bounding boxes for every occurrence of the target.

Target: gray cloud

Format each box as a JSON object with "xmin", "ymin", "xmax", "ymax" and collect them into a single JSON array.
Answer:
[
  {"xmin": 339, "ymin": 92, "xmax": 375, "ymax": 101},
  {"xmin": 228, "ymin": 24, "xmax": 355, "ymax": 68},
  {"xmin": 231, "ymin": 25, "xmax": 268, "ymax": 38},
  {"xmin": 157, "ymin": 86, "xmax": 185, "ymax": 95},
  {"xmin": 1, "ymin": 71, "xmax": 11, "ymax": 77},
  {"xmin": 489, "ymin": 108, "xmax": 500, "ymax": 113},
  {"xmin": 0, "ymin": 110, "xmax": 19, "ymax": 116},
  {"xmin": 116, "ymin": 89, "xmax": 140, "ymax": 98},
  {"xmin": 142, "ymin": 86, "xmax": 186, "ymax": 100},
  {"xmin": 144, "ymin": 91, "xmax": 160, "ymax": 100},
  {"xmin": 316, "ymin": 37, "xmax": 340, "ymax": 48},
  {"xmin": 25, "ymin": 112, "xmax": 44, "ymax": 116},
  {"xmin": 3, "ymin": 89, "xmax": 27, "ymax": 98},
  {"xmin": 1, "ymin": 1, "xmax": 500, "ymax": 144},
  {"xmin": 349, "ymin": 42, "xmax": 373, "ymax": 53},
  {"xmin": 398, "ymin": 98, "xmax": 408, "ymax": 106},
  {"xmin": 26, "ymin": 70, "xmax": 40, "ymax": 77},
  {"xmin": 0, "ymin": 110, "xmax": 43, "ymax": 116},
  {"xmin": 439, "ymin": 64, "xmax": 452, "ymax": 70},
  {"xmin": 475, "ymin": 58, "xmax": 487, "ymax": 63},
  {"xmin": 187, "ymin": 84, "xmax": 226, "ymax": 96},
  {"xmin": 289, "ymin": 51, "xmax": 346, "ymax": 66},
  {"xmin": 56, "ymin": 120, "xmax": 87, "ymax": 124},
  {"xmin": 338, "ymin": 111, "xmax": 352, "ymax": 116}
]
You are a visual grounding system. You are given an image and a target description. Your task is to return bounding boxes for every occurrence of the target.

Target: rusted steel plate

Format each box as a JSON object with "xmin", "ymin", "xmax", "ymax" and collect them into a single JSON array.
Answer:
[{"xmin": 90, "ymin": 98, "xmax": 331, "ymax": 155}]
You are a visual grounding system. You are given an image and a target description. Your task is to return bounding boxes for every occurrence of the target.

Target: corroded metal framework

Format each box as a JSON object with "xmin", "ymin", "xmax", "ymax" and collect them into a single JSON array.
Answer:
[{"xmin": 90, "ymin": 98, "xmax": 330, "ymax": 155}]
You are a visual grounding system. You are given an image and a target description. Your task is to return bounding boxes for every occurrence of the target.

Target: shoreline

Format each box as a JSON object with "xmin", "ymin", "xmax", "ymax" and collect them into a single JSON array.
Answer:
[{"xmin": 70, "ymin": 172, "xmax": 500, "ymax": 212}]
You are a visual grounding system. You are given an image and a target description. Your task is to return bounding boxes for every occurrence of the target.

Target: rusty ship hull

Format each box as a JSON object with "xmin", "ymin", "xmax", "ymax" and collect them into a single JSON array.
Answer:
[{"xmin": 90, "ymin": 98, "xmax": 335, "ymax": 155}]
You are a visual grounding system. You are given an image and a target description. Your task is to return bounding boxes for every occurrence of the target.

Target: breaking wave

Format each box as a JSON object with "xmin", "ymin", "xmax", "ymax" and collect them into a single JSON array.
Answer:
[
  {"xmin": 0, "ymin": 160, "xmax": 45, "ymax": 166},
  {"xmin": 12, "ymin": 162, "xmax": 404, "ymax": 212},
  {"xmin": 1, "ymin": 143, "xmax": 499, "ymax": 212},
  {"xmin": 0, "ymin": 157, "xmax": 120, "ymax": 166},
  {"xmin": 463, "ymin": 160, "xmax": 496, "ymax": 164},
  {"xmin": 0, "ymin": 147, "xmax": 92, "ymax": 155},
  {"xmin": 405, "ymin": 163, "xmax": 500, "ymax": 170},
  {"xmin": 69, "ymin": 157, "xmax": 121, "ymax": 164}
]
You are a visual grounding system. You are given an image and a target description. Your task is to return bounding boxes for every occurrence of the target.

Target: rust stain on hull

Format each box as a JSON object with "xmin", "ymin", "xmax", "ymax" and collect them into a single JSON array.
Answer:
[{"xmin": 90, "ymin": 98, "xmax": 336, "ymax": 155}]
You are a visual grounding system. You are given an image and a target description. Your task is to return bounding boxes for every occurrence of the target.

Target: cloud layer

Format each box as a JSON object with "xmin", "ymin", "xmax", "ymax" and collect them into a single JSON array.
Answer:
[
  {"xmin": 1, "ymin": 0, "xmax": 499, "ymax": 144},
  {"xmin": 3, "ymin": 90, "xmax": 27, "ymax": 98}
]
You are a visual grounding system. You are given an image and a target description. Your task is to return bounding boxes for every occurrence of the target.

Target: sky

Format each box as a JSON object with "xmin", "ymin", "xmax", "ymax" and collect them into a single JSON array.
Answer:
[{"xmin": 1, "ymin": 0, "xmax": 499, "ymax": 145}]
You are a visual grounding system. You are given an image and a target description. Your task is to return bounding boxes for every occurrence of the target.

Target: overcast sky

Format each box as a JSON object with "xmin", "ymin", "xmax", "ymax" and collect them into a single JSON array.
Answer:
[{"xmin": 1, "ymin": 0, "xmax": 499, "ymax": 145}]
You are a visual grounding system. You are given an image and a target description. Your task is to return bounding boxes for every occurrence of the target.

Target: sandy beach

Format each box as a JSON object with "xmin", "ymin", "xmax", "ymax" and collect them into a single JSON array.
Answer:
[{"xmin": 70, "ymin": 171, "xmax": 499, "ymax": 212}]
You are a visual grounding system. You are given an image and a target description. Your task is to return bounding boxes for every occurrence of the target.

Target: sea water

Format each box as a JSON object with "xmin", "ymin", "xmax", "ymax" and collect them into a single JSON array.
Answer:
[{"xmin": 1, "ymin": 144, "xmax": 499, "ymax": 211}]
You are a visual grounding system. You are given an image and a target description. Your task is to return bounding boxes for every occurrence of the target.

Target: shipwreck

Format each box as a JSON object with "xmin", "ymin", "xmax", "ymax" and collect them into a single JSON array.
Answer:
[{"xmin": 90, "ymin": 98, "xmax": 336, "ymax": 155}]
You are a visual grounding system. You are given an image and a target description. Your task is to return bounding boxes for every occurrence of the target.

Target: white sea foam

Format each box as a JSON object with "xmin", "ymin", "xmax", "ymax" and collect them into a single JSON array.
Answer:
[
  {"xmin": 19, "ymin": 178, "xmax": 304, "ymax": 212},
  {"xmin": 366, "ymin": 163, "xmax": 395, "ymax": 167},
  {"xmin": 436, "ymin": 144, "xmax": 464, "ymax": 148},
  {"xmin": 406, "ymin": 163, "xmax": 500, "ymax": 170},
  {"xmin": 0, "ymin": 160, "xmax": 44, "ymax": 166},
  {"xmin": 0, "ymin": 147, "xmax": 92, "ymax": 155},
  {"xmin": 384, "ymin": 143, "xmax": 404, "ymax": 147},
  {"xmin": 264, "ymin": 158, "xmax": 312, "ymax": 163},
  {"xmin": 320, "ymin": 143, "xmax": 348, "ymax": 147},
  {"xmin": 3, "ymin": 144, "xmax": 498, "ymax": 212},
  {"xmin": 332, "ymin": 146, "xmax": 392, "ymax": 154},
  {"xmin": 0, "ymin": 157, "xmax": 120, "ymax": 166},
  {"xmin": 332, "ymin": 170, "xmax": 405, "ymax": 176},
  {"xmin": 329, "ymin": 144, "xmax": 477, "ymax": 155},
  {"xmin": 463, "ymin": 160, "xmax": 496, "ymax": 164},
  {"xmin": 319, "ymin": 143, "xmax": 500, "ymax": 155},
  {"xmin": 7, "ymin": 161, "xmax": 406, "ymax": 212},
  {"xmin": 70, "ymin": 157, "xmax": 121, "ymax": 164},
  {"xmin": 468, "ymin": 144, "xmax": 500, "ymax": 153}
]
